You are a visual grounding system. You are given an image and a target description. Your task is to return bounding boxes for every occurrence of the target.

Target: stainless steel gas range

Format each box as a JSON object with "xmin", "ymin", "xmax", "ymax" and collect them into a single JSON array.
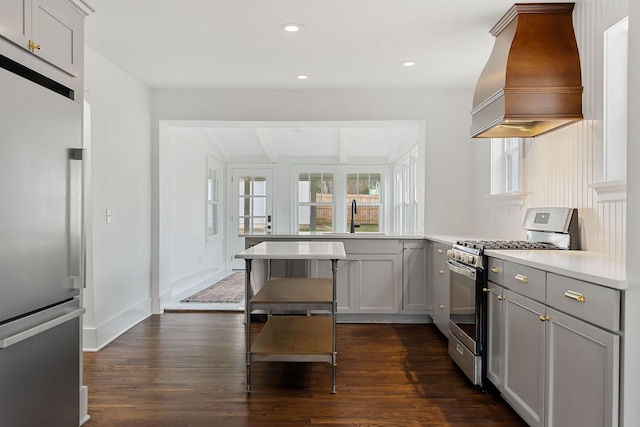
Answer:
[{"xmin": 446, "ymin": 207, "xmax": 579, "ymax": 387}]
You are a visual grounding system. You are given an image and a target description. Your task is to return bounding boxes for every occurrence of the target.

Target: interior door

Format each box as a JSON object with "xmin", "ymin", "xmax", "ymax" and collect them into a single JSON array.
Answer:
[{"xmin": 230, "ymin": 169, "xmax": 273, "ymax": 269}]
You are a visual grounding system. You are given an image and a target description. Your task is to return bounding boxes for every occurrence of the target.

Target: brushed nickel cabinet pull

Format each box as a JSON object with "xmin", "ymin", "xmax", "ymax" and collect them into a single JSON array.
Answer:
[
  {"xmin": 564, "ymin": 290, "xmax": 586, "ymax": 303},
  {"xmin": 515, "ymin": 274, "xmax": 529, "ymax": 283}
]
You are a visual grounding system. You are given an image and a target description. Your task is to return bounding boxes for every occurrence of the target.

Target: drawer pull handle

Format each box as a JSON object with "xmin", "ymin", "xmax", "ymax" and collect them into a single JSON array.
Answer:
[
  {"xmin": 456, "ymin": 343, "xmax": 464, "ymax": 356},
  {"xmin": 564, "ymin": 290, "xmax": 586, "ymax": 303},
  {"xmin": 497, "ymin": 295, "xmax": 505, "ymax": 301},
  {"xmin": 491, "ymin": 267, "xmax": 500, "ymax": 273},
  {"xmin": 515, "ymin": 274, "xmax": 529, "ymax": 283}
]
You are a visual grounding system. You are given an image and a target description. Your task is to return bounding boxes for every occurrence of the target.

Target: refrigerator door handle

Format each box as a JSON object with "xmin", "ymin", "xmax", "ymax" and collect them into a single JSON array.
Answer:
[
  {"xmin": 69, "ymin": 148, "xmax": 85, "ymax": 288},
  {"xmin": 0, "ymin": 307, "xmax": 85, "ymax": 349}
]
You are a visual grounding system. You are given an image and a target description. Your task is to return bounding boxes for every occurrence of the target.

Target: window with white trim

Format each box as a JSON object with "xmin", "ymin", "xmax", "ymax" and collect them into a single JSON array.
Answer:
[
  {"xmin": 603, "ymin": 17, "xmax": 628, "ymax": 183},
  {"xmin": 346, "ymin": 172, "xmax": 382, "ymax": 233},
  {"xmin": 298, "ymin": 172, "xmax": 334, "ymax": 232},
  {"xmin": 206, "ymin": 158, "xmax": 220, "ymax": 240},
  {"xmin": 491, "ymin": 138, "xmax": 523, "ymax": 195}
]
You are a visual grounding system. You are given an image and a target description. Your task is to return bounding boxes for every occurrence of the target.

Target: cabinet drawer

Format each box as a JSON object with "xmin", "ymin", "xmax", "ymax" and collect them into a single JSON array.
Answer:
[
  {"xmin": 487, "ymin": 258, "xmax": 504, "ymax": 285},
  {"xmin": 503, "ymin": 261, "xmax": 546, "ymax": 302},
  {"xmin": 547, "ymin": 274, "xmax": 620, "ymax": 331}
]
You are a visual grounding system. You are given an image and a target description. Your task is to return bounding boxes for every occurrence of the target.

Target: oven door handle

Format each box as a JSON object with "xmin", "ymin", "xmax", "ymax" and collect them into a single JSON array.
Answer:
[{"xmin": 446, "ymin": 260, "xmax": 477, "ymax": 280}]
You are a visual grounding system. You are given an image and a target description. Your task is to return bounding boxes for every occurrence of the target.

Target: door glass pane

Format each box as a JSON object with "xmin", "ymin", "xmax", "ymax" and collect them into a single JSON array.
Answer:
[
  {"xmin": 253, "ymin": 177, "xmax": 267, "ymax": 196},
  {"xmin": 253, "ymin": 196, "xmax": 266, "ymax": 216},
  {"xmin": 237, "ymin": 175, "xmax": 268, "ymax": 235}
]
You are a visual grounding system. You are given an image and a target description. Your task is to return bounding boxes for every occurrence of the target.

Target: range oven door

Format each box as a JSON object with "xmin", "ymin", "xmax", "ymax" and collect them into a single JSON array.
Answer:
[{"xmin": 447, "ymin": 259, "xmax": 485, "ymax": 386}]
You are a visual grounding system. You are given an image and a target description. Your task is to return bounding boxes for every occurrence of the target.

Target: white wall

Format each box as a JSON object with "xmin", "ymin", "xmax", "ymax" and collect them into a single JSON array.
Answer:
[
  {"xmin": 167, "ymin": 130, "xmax": 226, "ymax": 294},
  {"xmin": 83, "ymin": 47, "xmax": 152, "ymax": 350}
]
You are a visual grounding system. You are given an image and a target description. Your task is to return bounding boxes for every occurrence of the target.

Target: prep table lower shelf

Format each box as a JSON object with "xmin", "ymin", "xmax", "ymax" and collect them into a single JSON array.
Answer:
[{"xmin": 250, "ymin": 315, "xmax": 333, "ymax": 362}]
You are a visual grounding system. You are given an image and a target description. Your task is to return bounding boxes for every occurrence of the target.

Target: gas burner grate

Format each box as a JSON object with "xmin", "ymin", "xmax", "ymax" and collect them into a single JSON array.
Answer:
[{"xmin": 456, "ymin": 240, "xmax": 560, "ymax": 251}]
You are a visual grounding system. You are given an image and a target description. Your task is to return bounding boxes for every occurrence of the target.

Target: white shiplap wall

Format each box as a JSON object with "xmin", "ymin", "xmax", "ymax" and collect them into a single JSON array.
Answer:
[{"xmin": 473, "ymin": 0, "xmax": 628, "ymax": 257}]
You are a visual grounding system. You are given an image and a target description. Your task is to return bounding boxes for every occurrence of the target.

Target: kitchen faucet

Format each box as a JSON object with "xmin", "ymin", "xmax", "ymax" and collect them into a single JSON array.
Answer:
[{"xmin": 350, "ymin": 199, "xmax": 359, "ymax": 233}]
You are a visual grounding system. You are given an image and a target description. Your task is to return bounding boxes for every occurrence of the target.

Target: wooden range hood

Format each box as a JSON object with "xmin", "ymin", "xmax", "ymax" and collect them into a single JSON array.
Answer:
[{"xmin": 470, "ymin": 3, "xmax": 583, "ymax": 138}]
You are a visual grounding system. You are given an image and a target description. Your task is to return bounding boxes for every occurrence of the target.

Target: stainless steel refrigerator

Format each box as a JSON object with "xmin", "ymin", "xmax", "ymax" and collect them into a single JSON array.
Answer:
[{"xmin": 0, "ymin": 61, "xmax": 85, "ymax": 426}]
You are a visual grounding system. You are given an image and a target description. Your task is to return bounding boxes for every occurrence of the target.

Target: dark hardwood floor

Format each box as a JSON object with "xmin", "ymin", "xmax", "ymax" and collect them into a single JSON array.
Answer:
[{"xmin": 83, "ymin": 313, "xmax": 526, "ymax": 426}]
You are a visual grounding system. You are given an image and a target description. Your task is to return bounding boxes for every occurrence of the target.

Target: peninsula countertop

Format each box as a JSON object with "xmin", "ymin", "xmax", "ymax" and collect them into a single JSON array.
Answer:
[{"xmin": 235, "ymin": 240, "xmax": 347, "ymax": 260}]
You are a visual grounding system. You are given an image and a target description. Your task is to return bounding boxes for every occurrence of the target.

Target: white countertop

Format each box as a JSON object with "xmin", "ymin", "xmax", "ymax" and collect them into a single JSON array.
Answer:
[
  {"xmin": 243, "ymin": 232, "xmax": 426, "ymax": 240},
  {"xmin": 235, "ymin": 241, "xmax": 347, "ymax": 260},
  {"xmin": 485, "ymin": 249, "xmax": 627, "ymax": 290},
  {"xmin": 425, "ymin": 234, "xmax": 626, "ymax": 290}
]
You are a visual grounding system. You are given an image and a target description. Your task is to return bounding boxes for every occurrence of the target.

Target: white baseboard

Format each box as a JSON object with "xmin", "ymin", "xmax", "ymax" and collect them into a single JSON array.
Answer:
[
  {"xmin": 80, "ymin": 385, "xmax": 90, "ymax": 425},
  {"xmin": 83, "ymin": 298, "xmax": 152, "ymax": 351}
]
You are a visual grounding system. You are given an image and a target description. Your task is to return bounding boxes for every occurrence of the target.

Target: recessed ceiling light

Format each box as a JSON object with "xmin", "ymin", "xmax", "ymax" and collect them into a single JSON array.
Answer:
[
  {"xmin": 296, "ymin": 75, "xmax": 309, "ymax": 80},
  {"xmin": 281, "ymin": 23, "xmax": 303, "ymax": 32},
  {"xmin": 400, "ymin": 61, "xmax": 416, "ymax": 67}
]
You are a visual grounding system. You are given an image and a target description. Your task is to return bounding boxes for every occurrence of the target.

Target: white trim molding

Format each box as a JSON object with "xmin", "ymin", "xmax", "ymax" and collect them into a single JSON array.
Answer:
[
  {"xmin": 590, "ymin": 180, "xmax": 627, "ymax": 203},
  {"xmin": 66, "ymin": 0, "xmax": 95, "ymax": 16},
  {"xmin": 485, "ymin": 191, "xmax": 526, "ymax": 206}
]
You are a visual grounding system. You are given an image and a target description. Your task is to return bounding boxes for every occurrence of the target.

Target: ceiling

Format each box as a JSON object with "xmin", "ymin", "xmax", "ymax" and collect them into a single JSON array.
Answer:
[
  {"xmin": 168, "ymin": 120, "xmax": 421, "ymax": 163},
  {"xmin": 83, "ymin": 0, "xmax": 539, "ymax": 161}
]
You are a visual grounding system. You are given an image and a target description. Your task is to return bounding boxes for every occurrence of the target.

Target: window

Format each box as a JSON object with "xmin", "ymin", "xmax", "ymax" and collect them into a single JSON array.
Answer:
[
  {"xmin": 491, "ymin": 138, "xmax": 523, "ymax": 195},
  {"xmin": 603, "ymin": 17, "xmax": 628, "ymax": 183},
  {"xmin": 298, "ymin": 172, "xmax": 334, "ymax": 232},
  {"xmin": 393, "ymin": 146, "xmax": 418, "ymax": 234},
  {"xmin": 206, "ymin": 158, "xmax": 221, "ymax": 240},
  {"xmin": 347, "ymin": 173, "xmax": 381, "ymax": 232}
]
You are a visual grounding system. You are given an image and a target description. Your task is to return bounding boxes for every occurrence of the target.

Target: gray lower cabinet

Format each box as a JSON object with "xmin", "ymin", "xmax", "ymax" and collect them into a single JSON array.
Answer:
[
  {"xmin": 315, "ymin": 251, "xmax": 400, "ymax": 314},
  {"xmin": 430, "ymin": 242, "xmax": 450, "ymax": 336},
  {"xmin": 486, "ymin": 281, "xmax": 504, "ymax": 388},
  {"xmin": 502, "ymin": 289, "xmax": 546, "ymax": 427},
  {"xmin": 486, "ymin": 258, "xmax": 621, "ymax": 427},
  {"xmin": 402, "ymin": 242, "xmax": 428, "ymax": 312},
  {"xmin": 545, "ymin": 308, "xmax": 619, "ymax": 427},
  {"xmin": 354, "ymin": 254, "xmax": 399, "ymax": 313}
]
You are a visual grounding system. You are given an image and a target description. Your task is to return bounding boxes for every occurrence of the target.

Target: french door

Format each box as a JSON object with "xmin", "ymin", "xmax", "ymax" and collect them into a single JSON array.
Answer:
[{"xmin": 230, "ymin": 169, "xmax": 273, "ymax": 269}]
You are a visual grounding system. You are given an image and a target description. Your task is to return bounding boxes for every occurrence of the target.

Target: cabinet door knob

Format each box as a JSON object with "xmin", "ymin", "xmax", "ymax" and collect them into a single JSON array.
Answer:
[
  {"xmin": 497, "ymin": 295, "xmax": 505, "ymax": 300},
  {"xmin": 491, "ymin": 267, "xmax": 499, "ymax": 273},
  {"xmin": 439, "ymin": 269, "xmax": 444, "ymax": 274},
  {"xmin": 539, "ymin": 315, "xmax": 550, "ymax": 322},
  {"xmin": 437, "ymin": 249, "xmax": 444, "ymax": 254},
  {"xmin": 29, "ymin": 40, "xmax": 41, "ymax": 52},
  {"xmin": 515, "ymin": 274, "xmax": 529, "ymax": 283},
  {"xmin": 482, "ymin": 287, "xmax": 490, "ymax": 293},
  {"xmin": 439, "ymin": 304, "xmax": 445, "ymax": 309}
]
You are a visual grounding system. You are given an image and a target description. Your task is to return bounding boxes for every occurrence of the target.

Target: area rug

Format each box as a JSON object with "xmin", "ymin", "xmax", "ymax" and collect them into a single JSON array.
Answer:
[{"xmin": 181, "ymin": 272, "xmax": 245, "ymax": 303}]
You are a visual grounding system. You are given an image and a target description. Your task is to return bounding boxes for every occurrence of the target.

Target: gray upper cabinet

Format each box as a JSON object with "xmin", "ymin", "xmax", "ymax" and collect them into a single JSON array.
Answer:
[
  {"xmin": 32, "ymin": 0, "xmax": 83, "ymax": 76},
  {"xmin": 0, "ymin": 0, "xmax": 85, "ymax": 92},
  {"xmin": 0, "ymin": 0, "xmax": 32, "ymax": 48}
]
